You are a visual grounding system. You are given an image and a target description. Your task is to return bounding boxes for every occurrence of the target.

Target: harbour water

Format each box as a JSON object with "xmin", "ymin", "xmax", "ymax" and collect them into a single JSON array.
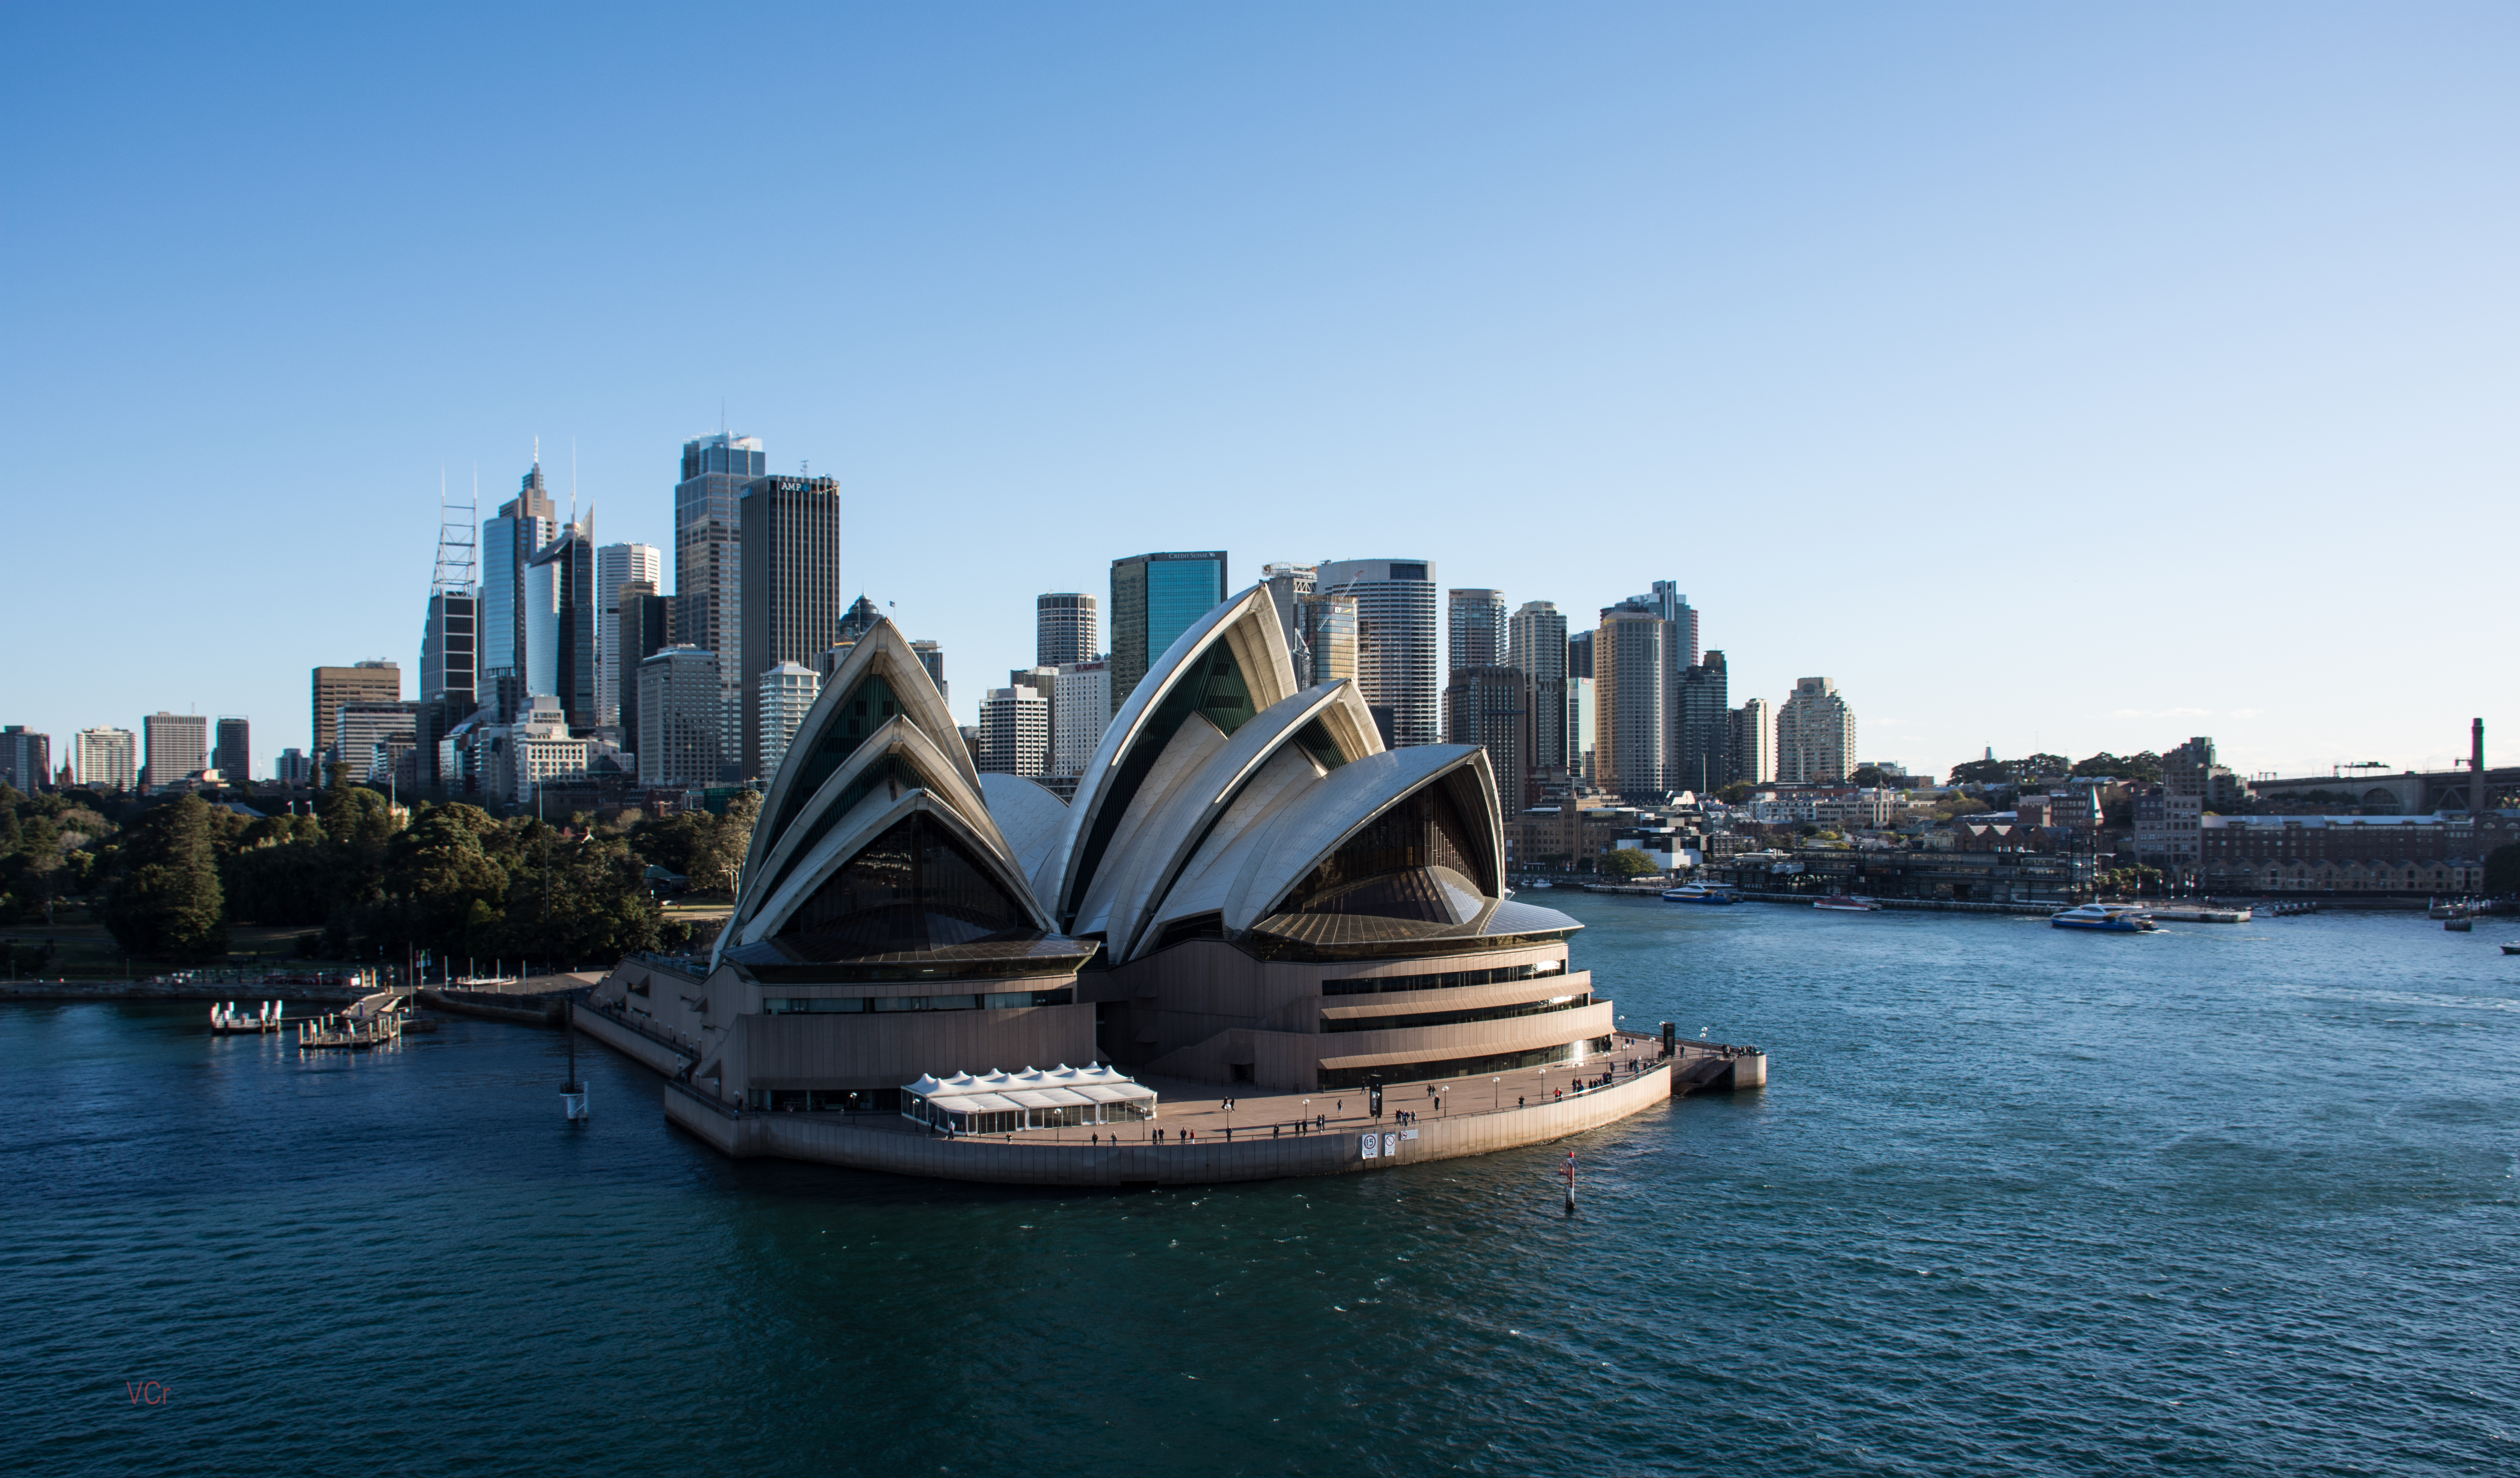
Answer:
[{"xmin": 3, "ymin": 899, "xmax": 2514, "ymax": 1475}]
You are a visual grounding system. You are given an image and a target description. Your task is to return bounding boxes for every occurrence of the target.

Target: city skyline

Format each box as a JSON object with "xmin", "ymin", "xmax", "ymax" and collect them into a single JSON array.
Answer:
[{"xmin": 3, "ymin": 8, "xmax": 2513, "ymax": 781}]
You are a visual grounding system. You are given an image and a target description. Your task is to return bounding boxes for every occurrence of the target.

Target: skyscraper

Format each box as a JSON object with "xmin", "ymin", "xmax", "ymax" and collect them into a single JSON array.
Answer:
[
  {"xmin": 525, "ymin": 516, "xmax": 598, "ymax": 728},
  {"xmin": 419, "ymin": 477, "xmax": 479, "ymax": 785},
  {"xmin": 595, "ymin": 542, "xmax": 662, "ymax": 728},
  {"xmin": 1594, "ymin": 606, "xmax": 1667, "ymax": 801},
  {"xmin": 1444, "ymin": 665, "xmax": 1533, "ymax": 809},
  {"xmin": 911, "ymin": 640, "xmax": 947, "ymax": 704},
  {"xmin": 1110, "ymin": 551, "xmax": 1227, "ymax": 715},
  {"xmin": 479, "ymin": 458, "xmax": 557, "ymax": 721},
  {"xmin": 738, "ymin": 473, "xmax": 842, "ymax": 781},
  {"xmin": 1777, "ymin": 678, "xmax": 1856, "ymax": 783},
  {"xmin": 1617, "ymin": 580, "xmax": 1697, "ymax": 667},
  {"xmin": 1730, "ymin": 697, "xmax": 1776, "ymax": 786},
  {"xmin": 337, "ymin": 701, "xmax": 421, "ymax": 784},
  {"xmin": 1297, "ymin": 590, "xmax": 1358, "ymax": 688},
  {"xmin": 213, "ymin": 717, "xmax": 251, "ymax": 781},
  {"xmin": 836, "ymin": 594, "xmax": 882, "ymax": 645},
  {"xmin": 977, "ymin": 684, "xmax": 1051, "ymax": 778},
  {"xmin": 678, "ymin": 432, "xmax": 767, "ymax": 771},
  {"xmin": 1674, "ymin": 650, "xmax": 1730, "ymax": 796},
  {"xmin": 1047, "ymin": 659, "xmax": 1110, "ymax": 799},
  {"xmin": 1036, "ymin": 592, "xmax": 1099, "ymax": 669},
  {"xmin": 1315, "ymin": 558, "xmax": 1440, "ymax": 747},
  {"xmin": 638, "ymin": 646, "xmax": 722, "ymax": 789},
  {"xmin": 1508, "ymin": 600, "xmax": 1569, "ymax": 785},
  {"xmin": 615, "ymin": 579, "xmax": 675, "ymax": 766},
  {"xmin": 1, "ymin": 727, "xmax": 51, "ymax": 794},
  {"xmin": 1259, "ymin": 563, "xmax": 1316, "ymax": 680},
  {"xmin": 73, "ymin": 728, "xmax": 137, "ymax": 792},
  {"xmin": 420, "ymin": 589, "xmax": 478, "ymax": 707},
  {"xmin": 1601, "ymin": 583, "xmax": 1700, "ymax": 792},
  {"xmin": 142, "ymin": 712, "xmax": 210, "ymax": 794},
  {"xmin": 312, "ymin": 661, "xmax": 400, "ymax": 758},
  {"xmin": 757, "ymin": 662, "xmax": 822, "ymax": 780},
  {"xmin": 1448, "ymin": 588, "xmax": 1508, "ymax": 671}
]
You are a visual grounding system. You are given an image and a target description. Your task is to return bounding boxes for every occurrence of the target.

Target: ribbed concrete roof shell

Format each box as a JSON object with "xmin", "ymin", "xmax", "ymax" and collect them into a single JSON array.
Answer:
[
  {"xmin": 743, "ymin": 619, "xmax": 978, "ymax": 888},
  {"xmin": 1050, "ymin": 586, "xmax": 1313, "ymax": 927},
  {"xmin": 1089, "ymin": 681, "xmax": 1383, "ymax": 962},
  {"xmin": 732, "ymin": 786, "xmax": 1051, "ymax": 952}
]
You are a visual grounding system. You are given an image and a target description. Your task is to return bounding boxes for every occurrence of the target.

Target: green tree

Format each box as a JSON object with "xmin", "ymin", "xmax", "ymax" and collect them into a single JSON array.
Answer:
[
  {"xmin": 99, "ymin": 794, "xmax": 229, "ymax": 963},
  {"xmin": 686, "ymin": 790, "xmax": 762, "ymax": 896},
  {"xmin": 1716, "ymin": 782, "xmax": 1754, "ymax": 805},
  {"xmin": 498, "ymin": 829, "xmax": 661, "ymax": 966},
  {"xmin": 364, "ymin": 804, "xmax": 514, "ymax": 959},
  {"xmin": 2072, "ymin": 751, "xmax": 2163, "ymax": 784},
  {"xmin": 1601, "ymin": 848, "xmax": 1661, "ymax": 878}
]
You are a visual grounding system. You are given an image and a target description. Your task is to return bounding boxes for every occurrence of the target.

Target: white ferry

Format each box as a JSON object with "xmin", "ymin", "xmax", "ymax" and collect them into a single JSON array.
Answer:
[
  {"xmin": 1813, "ymin": 895, "xmax": 1880, "ymax": 912},
  {"xmin": 1662, "ymin": 881, "xmax": 1738, "ymax": 905},
  {"xmin": 2050, "ymin": 903, "xmax": 2160, "ymax": 933}
]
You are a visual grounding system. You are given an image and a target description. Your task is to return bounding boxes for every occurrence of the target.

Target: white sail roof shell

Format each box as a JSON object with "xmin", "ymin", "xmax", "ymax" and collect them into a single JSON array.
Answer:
[
  {"xmin": 1089, "ymin": 681, "xmax": 1383, "ymax": 961},
  {"xmin": 1050, "ymin": 586, "xmax": 1313, "ymax": 924}
]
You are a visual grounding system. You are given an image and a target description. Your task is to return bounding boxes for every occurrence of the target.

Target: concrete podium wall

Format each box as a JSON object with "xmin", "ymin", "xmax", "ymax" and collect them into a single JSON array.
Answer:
[{"xmin": 659, "ymin": 1062, "xmax": 1677, "ymax": 1186}]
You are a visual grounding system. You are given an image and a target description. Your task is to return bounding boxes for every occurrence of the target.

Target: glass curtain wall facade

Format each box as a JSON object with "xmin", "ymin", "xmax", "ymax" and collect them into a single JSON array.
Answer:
[
  {"xmin": 677, "ymin": 433, "xmax": 767, "ymax": 775},
  {"xmin": 595, "ymin": 542, "xmax": 662, "ymax": 728},
  {"xmin": 1109, "ymin": 552, "xmax": 1226, "ymax": 716},
  {"xmin": 1675, "ymin": 650, "xmax": 1730, "ymax": 796},
  {"xmin": 1447, "ymin": 588, "xmax": 1508, "ymax": 671},
  {"xmin": 738, "ymin": 473, "xmax": 843, "ymax": 780},
  {"xmin": 1297, "ymin": 592, "xmax": 1358, "ymax": 688},
  {"xmin": 212, "ymin": 718, "xmax": 251, "ymax": 781}
]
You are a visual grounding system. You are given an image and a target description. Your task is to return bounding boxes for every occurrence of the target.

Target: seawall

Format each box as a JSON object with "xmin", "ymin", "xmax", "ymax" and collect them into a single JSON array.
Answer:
[{"xmin": 654, "ymin": 1065, "xmax": 1686, "ymax": 1186}]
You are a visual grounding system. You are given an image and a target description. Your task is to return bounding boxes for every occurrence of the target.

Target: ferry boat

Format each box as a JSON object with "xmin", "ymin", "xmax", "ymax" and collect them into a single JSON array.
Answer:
[
  {"xmin": 2049, "ymin": 902, "xmax": 2160, "ymax": 933},
  {"xmin": 1662, "ymin": 881, "xmax": 1738, "ymax": 905},
  {"xmin": 1812, "ymin": 895, "xmax": 1880, "ymax": 912}
]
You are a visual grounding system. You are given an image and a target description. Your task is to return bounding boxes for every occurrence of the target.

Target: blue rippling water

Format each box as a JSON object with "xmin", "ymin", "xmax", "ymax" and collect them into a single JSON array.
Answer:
[{"xmin": 3, "ymin": 899, "xmax": 2515, "ymax": 1476}]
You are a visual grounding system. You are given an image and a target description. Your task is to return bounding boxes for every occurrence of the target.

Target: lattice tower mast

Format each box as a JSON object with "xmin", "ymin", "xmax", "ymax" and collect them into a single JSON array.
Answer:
[{"xmin": 433, "ymin": 466, "xmax": 478, "ymax": 594}]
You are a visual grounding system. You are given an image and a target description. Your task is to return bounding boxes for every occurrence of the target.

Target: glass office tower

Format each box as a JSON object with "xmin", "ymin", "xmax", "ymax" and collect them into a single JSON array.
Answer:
[{"xmin": 1109, "ymin": 551, "xmax": 1226, "ymax": 716}]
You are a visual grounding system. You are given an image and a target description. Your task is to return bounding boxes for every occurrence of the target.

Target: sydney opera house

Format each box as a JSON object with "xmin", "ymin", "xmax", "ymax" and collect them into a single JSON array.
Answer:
[{"xmin": 584, "ymin": 586, "xmax": 1711, "ymax": 1182}]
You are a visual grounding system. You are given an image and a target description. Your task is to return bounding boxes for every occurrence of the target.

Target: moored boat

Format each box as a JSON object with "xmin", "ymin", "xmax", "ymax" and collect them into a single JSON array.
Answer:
[
  {"xmin": 2050, "ymin": 903, "xmax": 2160, "ymax": 933},
  {"xmin": 1662, "ymin": 881, "xmax": 1738, "ymax": 905},
  {"xmin": 1813, "ymin": 895, "xmax": 1880, "ymax": 912}
]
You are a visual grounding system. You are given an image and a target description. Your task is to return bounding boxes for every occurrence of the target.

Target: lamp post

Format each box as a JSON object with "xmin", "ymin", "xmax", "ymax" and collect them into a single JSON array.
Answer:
[
  {"xmin": 1302, "ymin": 1097, "xmax": 1310, "ymax": 1134},
  {"xmin": 1492, "ymin": 1076, "xmax": 1501, "ymax": 1111}
]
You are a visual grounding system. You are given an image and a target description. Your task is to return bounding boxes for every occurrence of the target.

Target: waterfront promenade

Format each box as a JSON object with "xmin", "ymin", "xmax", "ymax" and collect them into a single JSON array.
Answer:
[{"xmin": 573, "ymin": 1002, "xmax": 1764, "ymax": 1186}]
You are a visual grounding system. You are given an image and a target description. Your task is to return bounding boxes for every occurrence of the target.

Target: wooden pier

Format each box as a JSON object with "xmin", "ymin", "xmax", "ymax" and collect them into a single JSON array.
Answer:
[{"xmin": 296, "ymin": 991, "xmax": 410, "ymax": 1050}]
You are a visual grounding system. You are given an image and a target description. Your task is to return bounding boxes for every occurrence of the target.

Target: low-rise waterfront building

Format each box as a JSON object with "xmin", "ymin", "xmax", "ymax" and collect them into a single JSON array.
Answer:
[
  {"xmin": 2198, "ymin": 811, "xmax": 2512, "ymax": 894},
  {"xmin": 1719, "ymin": 846, "xmax": 2093, "ymax": 904}
]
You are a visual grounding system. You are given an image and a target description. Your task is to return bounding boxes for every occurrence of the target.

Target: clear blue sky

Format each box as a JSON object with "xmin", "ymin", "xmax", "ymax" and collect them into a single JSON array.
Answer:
[{"xmin": 4, "ymin": 4, "xmax": 2512, "ymax": 782}]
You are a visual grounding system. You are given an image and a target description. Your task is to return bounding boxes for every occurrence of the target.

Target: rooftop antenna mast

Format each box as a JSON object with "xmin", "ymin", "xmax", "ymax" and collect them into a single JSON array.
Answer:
[{"xmin": 433, "ymin": 465, "xmax": 478, "ymax": 594}]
